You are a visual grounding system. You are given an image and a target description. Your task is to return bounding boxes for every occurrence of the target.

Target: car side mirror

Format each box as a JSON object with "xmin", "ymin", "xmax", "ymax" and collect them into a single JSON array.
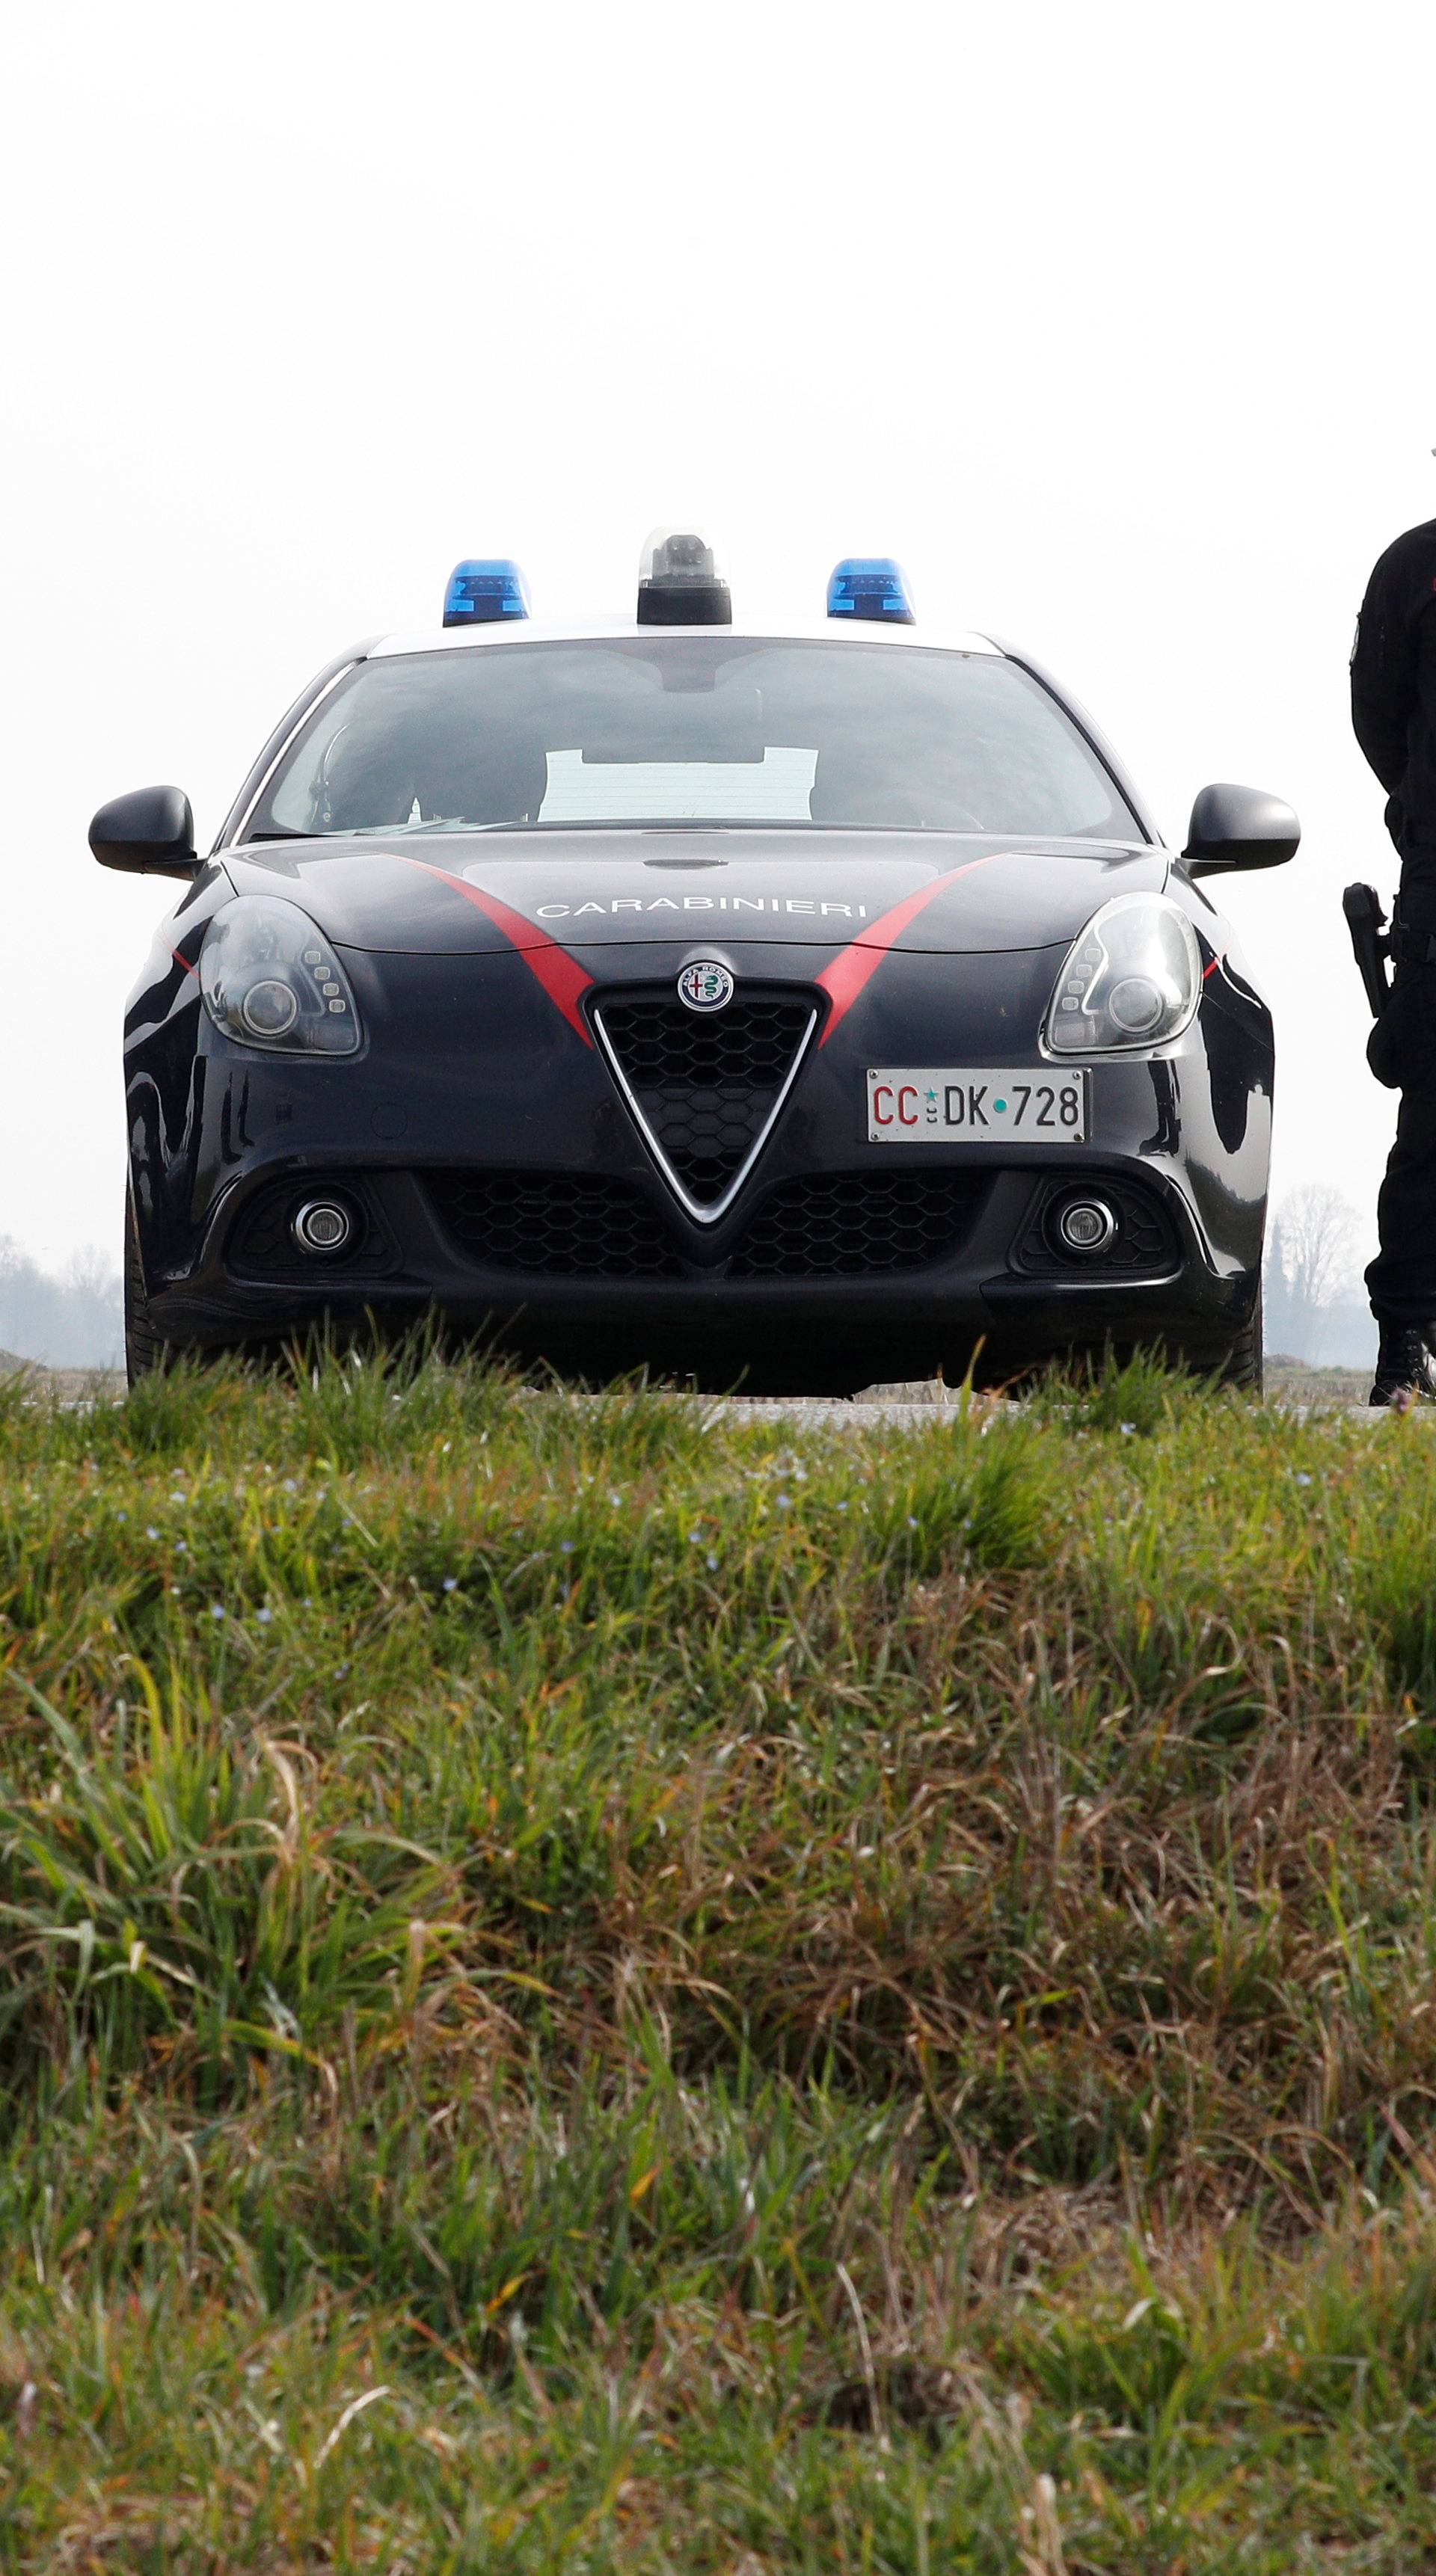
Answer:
[
  {"xmin": 90, "ymin": 785, "xmax": 198, "ymax": 879},
  {"xmin": 1183, "ymin": 782, "xmax": 1300, "ymax": 878}
]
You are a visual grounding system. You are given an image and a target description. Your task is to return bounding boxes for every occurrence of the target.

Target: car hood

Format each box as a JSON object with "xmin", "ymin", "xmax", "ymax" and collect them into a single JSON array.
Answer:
[{"xmin": 221, "ymin": 829, "xmax": 1169, "ymax": 956}]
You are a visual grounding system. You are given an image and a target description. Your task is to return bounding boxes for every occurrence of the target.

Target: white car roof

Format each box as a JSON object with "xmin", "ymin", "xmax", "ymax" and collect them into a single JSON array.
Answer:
[{"xmin": 366, "ymin": 618, "xmax": 1004, "ymax": 661}]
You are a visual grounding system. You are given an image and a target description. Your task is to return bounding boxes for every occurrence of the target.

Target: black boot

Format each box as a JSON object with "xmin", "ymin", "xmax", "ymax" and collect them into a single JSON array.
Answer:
[{"xmin": 1370, "ymin": 1320, "xmax": 1436, "ymax": 1407}]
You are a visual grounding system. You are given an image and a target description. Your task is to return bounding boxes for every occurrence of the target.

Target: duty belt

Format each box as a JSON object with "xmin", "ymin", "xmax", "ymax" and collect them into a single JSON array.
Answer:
[{"xmin": 1392, "ymin": 916, "xmax": 1436, "ymax": 968}]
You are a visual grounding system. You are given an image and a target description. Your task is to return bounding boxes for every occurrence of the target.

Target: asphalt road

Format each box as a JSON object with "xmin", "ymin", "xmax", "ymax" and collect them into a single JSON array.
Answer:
[{"xmin": 0, "ymin": 1359, "xmax": 1376, "ymax": 1419}]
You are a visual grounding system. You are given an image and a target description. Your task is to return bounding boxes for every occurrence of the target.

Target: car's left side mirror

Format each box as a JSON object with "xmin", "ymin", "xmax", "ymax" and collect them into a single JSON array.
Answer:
[
  {"xmin": 1183, "ymin": 781, "xmax": 1300, "ymax": 878},
  {"xmin": 90, "ymin": 784, "xmax": 198, "ymax": 879}
]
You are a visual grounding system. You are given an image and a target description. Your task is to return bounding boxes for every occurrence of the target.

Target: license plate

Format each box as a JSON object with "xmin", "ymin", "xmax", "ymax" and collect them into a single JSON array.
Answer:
[{"xmin": 866, "ymin": 1068, "xmax": 1088, "ymax": 1143}]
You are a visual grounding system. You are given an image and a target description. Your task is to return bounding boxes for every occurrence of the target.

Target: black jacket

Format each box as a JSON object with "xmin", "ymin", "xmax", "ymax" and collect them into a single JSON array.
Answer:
[{"xmin": 1352, "ymin": 516, "xmax": 1436, "ymax": 858}]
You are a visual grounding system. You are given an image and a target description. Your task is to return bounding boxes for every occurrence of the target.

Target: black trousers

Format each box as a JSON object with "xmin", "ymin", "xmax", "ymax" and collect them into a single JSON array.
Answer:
[
  {"xmin": 1366, "ymin": 849, "xmax": 1436, "ymax": 1322},
  {"xmin": 1367, "ymin": 1089, "xmax": 1436, "ymax": 1321}
]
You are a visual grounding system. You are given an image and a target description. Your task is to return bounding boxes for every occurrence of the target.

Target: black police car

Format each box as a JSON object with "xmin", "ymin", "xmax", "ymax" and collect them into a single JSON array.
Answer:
[{"xmin": 93, "ymin": 534, "xmax": 1298, "ymax": 1391}]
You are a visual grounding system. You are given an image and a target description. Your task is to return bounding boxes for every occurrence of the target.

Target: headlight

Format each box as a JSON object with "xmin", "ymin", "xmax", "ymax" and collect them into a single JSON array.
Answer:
[
  {"xmin": 200, "ymin": 897, "xmax": 361, "ymax": 1056},
  {"xmin": 1043, "ymin": 894, "xmax": 1200, "ymax": 1056}
]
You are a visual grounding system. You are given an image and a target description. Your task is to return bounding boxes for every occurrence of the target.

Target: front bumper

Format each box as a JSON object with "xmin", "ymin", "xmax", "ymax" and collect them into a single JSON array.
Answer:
[
  {"xmin": 143, "ymin": 1152, "xmax": 1254, "ymax": 1388},
  {"xmin": 128, "ymin": 939, "xmax": 1271, "ymax": 1386}
]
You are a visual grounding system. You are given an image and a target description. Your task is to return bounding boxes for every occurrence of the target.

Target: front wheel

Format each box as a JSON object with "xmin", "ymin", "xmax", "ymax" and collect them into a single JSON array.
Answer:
[
  {"xmin": 123, "ymin": 1191, "xmax": 171, "ymax": 1386},
  {"xmin": 1218, "ymin": 1277, "xmax": 1263, "ymax": 1395}
]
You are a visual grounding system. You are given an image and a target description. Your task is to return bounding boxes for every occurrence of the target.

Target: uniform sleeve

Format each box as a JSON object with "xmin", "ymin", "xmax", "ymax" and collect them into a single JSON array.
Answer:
[{"xmin": 1351, "ymin": 536, "xmax": 1430, "ymax": 793}]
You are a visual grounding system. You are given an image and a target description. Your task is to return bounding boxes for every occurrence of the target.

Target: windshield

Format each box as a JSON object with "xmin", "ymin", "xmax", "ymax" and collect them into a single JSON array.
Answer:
[{"xmin": 245, "ymin": 637, "xmax": 1143, "ymax": 843}]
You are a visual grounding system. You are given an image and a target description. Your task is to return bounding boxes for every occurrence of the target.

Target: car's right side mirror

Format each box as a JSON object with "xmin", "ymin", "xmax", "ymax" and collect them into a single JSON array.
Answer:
[
  {"xmin": 1183, "ymin": 782, "xmax": 1300, "ymax": 878},
  {"xmin": 90, "ymin": 784, "xmax": 198, "ymax": 879}
]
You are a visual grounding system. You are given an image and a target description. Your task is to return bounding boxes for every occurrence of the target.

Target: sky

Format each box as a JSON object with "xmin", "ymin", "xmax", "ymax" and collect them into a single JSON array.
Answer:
[{"xmin": 2, "ymin": 0, "xmax": 1433, "ymax": 1279}]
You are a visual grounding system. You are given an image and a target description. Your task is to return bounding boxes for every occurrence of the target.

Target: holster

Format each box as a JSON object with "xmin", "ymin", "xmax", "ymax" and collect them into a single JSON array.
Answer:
[{"xmin": 1344, "ymin": 882, "xmax": 1393, "ymax": 1018}]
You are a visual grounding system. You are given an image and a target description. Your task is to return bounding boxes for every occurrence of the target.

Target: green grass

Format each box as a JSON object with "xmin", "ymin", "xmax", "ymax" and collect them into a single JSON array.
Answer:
[{"xmin": 5, "ymin": 1347, "xmax": 1436, "ymax": 2567}]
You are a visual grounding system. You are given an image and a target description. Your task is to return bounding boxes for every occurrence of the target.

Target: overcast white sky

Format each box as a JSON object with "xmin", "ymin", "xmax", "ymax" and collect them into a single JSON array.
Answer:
[{"xmin": 2, "ymin": 0, "xmax": 1432, "ymax": 1276}]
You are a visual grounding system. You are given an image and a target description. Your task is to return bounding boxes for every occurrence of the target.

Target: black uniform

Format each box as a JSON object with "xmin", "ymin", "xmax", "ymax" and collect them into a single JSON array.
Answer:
[{"xmin": 1351, "ymin": 515, "xmax": 1436, "ymax": 1325}]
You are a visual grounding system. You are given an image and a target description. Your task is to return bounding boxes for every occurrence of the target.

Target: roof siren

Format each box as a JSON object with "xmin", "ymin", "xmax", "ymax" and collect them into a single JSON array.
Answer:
[
  {"xmin": 443, "ymin": 559, "xmax": 531, "ymax": 627},
  {"xmin": 826, "ymin": 557, "xmax": 915, "ymax": 624},
  {"xmin": 636, "ymin": 527, "xmax": 732, "ymax": 626}
]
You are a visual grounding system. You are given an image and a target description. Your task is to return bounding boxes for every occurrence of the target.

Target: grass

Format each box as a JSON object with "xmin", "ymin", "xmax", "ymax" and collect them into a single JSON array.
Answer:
[{"xmin": 4, "ymin": 1345, "xmax": 1436, "ymax": 2566}]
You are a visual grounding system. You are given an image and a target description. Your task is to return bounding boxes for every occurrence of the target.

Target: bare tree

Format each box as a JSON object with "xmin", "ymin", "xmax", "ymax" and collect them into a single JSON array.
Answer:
[
  {"xmin": 1265, "ymin": 1184, "xmax": 1360, "ymax": 1361},
  {"xmin": 1278, "ymin": 1184, "xmax": 1358, "ymax": 1310},
  {"xmin": 0, "ymin": 1236, "xmax": 121, "ymax": 1365}
]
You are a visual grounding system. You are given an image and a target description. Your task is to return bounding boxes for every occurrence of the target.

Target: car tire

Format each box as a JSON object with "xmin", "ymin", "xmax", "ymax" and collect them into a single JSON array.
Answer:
[
  {"xmin": 123, "ymin": 1191, "xmax": 171, "ymax": 1385},
  {"xmin": 1219, "ymin": 1278, "xmax": 1263, "ymax": 1395}
]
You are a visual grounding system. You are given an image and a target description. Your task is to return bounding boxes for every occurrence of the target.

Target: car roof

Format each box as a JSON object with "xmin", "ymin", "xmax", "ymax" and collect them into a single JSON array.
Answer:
[{"xmin": 365, "ymin": 618, "xmax": 1006, "ymax": 661}]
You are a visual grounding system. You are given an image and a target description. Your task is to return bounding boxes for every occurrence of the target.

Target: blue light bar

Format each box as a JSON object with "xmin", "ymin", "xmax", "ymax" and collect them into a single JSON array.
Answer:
[
  {"xmin": 826, "ymin": 557, "xmax": 915, "ymax": 624},
  {"xmin": 442, "ymin": 559, "xmax": 531, "ymax": 627}
]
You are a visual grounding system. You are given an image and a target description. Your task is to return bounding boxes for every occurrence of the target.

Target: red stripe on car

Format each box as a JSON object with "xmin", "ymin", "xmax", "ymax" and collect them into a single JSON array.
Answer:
[
  {"xmin": 815, "ymin": 854, "xmax": 1005, "ymax": 1045},
  {"xmin": 394, "ymin": 855, "xmax": 594, "ymax": 1045}
]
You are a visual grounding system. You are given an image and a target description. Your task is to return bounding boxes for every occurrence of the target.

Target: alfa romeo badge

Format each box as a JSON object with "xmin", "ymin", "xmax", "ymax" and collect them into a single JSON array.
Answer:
[{"xmin": 676, "ymin": 959, "xmax": 734, "ymax": 1012}]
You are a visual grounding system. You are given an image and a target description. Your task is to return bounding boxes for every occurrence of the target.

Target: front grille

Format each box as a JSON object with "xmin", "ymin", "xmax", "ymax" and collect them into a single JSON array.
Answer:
[
  {"xmin": 731, "ymin": 1172, "xmax": 988, "ymax": 1276},
  {"xmin": 426, "ymin": 1171, "xmax": 684, "ymax": 1277},
  {"xmin": 423, "ymin": 1168, "xmax": 981, "ymax": 1282},
  {"xmin": 594, "ymin": 991, "xmax": 815, "ymax": 1209}
]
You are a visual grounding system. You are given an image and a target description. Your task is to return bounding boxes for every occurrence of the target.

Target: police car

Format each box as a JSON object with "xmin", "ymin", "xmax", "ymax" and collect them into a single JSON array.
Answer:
[{"xmin": 93, "ymin": 533, "xmax": 1298, "ymax": 1390}]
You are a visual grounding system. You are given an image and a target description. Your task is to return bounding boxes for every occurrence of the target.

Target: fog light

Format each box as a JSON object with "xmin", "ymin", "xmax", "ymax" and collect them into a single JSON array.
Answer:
[
  {"xmin": 1055, "ymin": 1195, "xmax": 1117, "ymax": 1256},
  {"xmin": 291, "ymin": 1198, "xmax": 353, "ymax": 1256}
]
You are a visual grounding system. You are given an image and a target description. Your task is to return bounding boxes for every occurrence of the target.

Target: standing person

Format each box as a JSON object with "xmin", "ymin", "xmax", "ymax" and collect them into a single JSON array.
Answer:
[{"xmin": 1351, "ymin": 505, "xmax": 1436, "ymax": 1402}]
